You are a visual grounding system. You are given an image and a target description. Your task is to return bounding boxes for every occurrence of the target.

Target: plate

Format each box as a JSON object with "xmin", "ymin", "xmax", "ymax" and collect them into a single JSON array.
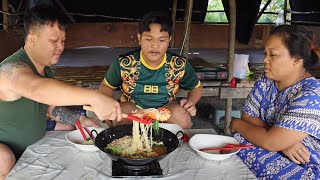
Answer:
[
  {"xmin": 65, "ymin": 126, "xmax": 105, "ymax": 152},
  {"xmin": 189, "ymin": 134, "xmax": 240, "ymax": 161}
]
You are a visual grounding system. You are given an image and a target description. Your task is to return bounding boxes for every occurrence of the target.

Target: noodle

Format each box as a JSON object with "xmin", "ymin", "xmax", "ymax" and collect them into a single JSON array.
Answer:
[
  {"xmin": 124, "ymin": 121, "xmax": 153, "ymax": 155},
  {"xmin": 106, "ymin": 107, "xmax": 170, "ymax": 158}
]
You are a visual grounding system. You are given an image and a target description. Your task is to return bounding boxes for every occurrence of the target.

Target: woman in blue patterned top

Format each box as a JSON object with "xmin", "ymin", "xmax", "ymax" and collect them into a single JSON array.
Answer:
[{"xmin": 230, "ymin": 25, "xmax": 320, "ymax": 179}]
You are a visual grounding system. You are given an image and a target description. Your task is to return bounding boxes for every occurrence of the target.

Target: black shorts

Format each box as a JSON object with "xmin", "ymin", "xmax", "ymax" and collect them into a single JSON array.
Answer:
[{"xmin": 46, "ymin": 119, "xmax": 57, "ymax": 131}]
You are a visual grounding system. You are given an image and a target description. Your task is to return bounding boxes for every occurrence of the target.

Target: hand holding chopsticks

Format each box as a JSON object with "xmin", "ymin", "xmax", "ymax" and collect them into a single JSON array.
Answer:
[{"xmin": 83, "ymin": 105, "xmax": 155, "ymax": 124}]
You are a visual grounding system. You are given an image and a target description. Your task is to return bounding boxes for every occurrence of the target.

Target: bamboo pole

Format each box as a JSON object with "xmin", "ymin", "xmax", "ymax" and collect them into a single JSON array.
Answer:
[
  {"xmin": 2, "ymin": 0, "xmax": 9, "ymax": 31},
  {"xmin": 181, "ymin": 0, "xmax": 194, "ymax": 58},
  {"xmin": 170, "ymin": 0, "xmax": 178, "ymax": 48},
  {"xmin": 224, "ymin": 0, "xmax": 236, "ymax": 135}
]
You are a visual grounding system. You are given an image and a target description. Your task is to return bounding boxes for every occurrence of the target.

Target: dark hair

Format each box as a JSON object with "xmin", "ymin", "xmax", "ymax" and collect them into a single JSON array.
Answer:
[
  {"xmin": 23, "ymin": 5, "xmax": 68, "ymax": 40},
  {"xmin": 271, "ymin": 25, "xmax": 320, "ymax": 70},
  {"xmin": 138, "ymin": 11, "xmax": 173, "ymax": 36}
]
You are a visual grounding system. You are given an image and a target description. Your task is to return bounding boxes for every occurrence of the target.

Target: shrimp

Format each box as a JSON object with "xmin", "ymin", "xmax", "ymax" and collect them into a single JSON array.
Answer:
[{"xmin": 134, "ymin": 107, "xmax": 171, "ymax": 122}]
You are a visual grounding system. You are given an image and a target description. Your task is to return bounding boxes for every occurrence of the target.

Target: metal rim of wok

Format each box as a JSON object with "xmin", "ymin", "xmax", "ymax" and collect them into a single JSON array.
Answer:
[{"xmin": 92, "ymin": 124, "xmax": 180, "ymax": 165}]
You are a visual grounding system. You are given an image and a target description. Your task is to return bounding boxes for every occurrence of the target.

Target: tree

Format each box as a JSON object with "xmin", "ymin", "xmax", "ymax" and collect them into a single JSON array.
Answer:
[{"xmin": 205, "ymin": 0, "xmax": 286, "ymax": 24}]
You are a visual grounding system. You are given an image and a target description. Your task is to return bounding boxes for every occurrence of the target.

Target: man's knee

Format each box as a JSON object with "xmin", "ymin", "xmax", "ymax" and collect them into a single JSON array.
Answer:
[
  {"xmin": 120, "ymin": 102, "xmax": 138, "ymax": 113},
  {"xmin": 167, "ymin": 104, "xmax": 192, "ymax": 129},
  {"xmin": 0, "ymin": 144, "xmax": 16, "ymax": 179}
]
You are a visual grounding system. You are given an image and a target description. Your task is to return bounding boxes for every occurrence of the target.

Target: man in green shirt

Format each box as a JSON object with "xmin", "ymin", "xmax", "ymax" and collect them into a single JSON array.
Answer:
[
  {"xmin": 0, "ymin": 5, "xmax": 122, "ymax": 179},
  {"xmin": 99, "ymin": 11, "xmax": 203, "ymax": 129}
]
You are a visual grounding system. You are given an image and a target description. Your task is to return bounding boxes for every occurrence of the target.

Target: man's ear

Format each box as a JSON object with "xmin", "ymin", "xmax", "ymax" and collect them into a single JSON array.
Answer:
[
  {"xmin": 27, "ymin": 34, "xmax": 36, "ymax": 47},
  {"xmin": 137, "ymin": 33, "xmax": 141, "ymax": 45}
]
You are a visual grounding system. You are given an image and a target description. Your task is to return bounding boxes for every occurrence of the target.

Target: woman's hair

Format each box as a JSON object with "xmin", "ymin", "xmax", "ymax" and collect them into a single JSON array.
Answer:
[
  {"xmin": 138, "ymin": 11, "xmax": 173, "ymax": 36},
  {"xmin": 271, "ymin": 25, "xmax": 320, "ymax": 70},
  {"xmin": 23, "ymin": 4, "xmax": 68, "ymax": 40}
]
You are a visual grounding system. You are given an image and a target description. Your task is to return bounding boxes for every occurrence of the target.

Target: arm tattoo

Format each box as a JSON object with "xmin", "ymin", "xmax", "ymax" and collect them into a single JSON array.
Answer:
[
  {"xmin": 51, "ymin": 106, "xmax": 81, "ymax": 125},
  {"xmin": 0, "ymin": 61, "xmax": 29, "ymax": 80}
]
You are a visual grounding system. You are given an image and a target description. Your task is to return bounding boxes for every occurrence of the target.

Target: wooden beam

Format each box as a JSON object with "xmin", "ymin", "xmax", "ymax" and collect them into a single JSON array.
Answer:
[
  {"xmin": 55, "ymin": 0, "xmax": 76, "ymax": 23},
  {"xmin": 220, "ymin": 88, "xmax": 251, "ymax": 99},
  {"xmin": 2, "ymin": 0, "xmax": 9, "ymax": 31},
  {"xmin": 283, "ymin": 0, "xmax": 288, "ymax": 24},
  {"xmin": 224, "ymin": 0, "xmax": 237, "ymax": 135},
  {"xmin": 14, "ymin": 0, "xmax": 24, "ymax": 26},
  {"xmin": 256, "ymin": 0, "xmax": 271, "ymax": 23},
  {"xmin": 181, "ymin": 0, "xmax": 194, "ymax": 58},
  {"xmin": 170, "ymin": 0, "xmax": 178, "ymax": 48}
]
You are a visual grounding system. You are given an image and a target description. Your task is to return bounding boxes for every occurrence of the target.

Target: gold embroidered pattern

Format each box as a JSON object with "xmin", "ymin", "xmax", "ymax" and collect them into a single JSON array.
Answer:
[
  {"xmin": 119, "ymin": 55, "xmax": 140, "ymax": 103},
  {"xmin": 165, "ymin": 56, "xmax": 186, "ymax": 102}
]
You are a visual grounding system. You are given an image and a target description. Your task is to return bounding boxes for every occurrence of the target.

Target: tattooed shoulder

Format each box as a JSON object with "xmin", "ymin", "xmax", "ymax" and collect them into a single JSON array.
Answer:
[{"xmin": 0, "ymin": 61, "xmax": 29, "ymax": 80}]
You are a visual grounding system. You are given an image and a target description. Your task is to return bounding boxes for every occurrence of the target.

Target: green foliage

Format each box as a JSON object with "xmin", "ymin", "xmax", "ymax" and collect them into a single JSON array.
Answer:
[
  {"xmin": 205, "ymin": 0, "xmax": 228, "ymax": 23},
  {"xmin": 205, "ymin": 0, "xmax": 287, "ymax": 24}
]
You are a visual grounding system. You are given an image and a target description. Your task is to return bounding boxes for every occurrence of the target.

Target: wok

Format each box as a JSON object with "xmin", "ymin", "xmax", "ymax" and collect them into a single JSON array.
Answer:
[{"xmin": 93, "ymin": 124, "xmax": 180, "ymax": 165}]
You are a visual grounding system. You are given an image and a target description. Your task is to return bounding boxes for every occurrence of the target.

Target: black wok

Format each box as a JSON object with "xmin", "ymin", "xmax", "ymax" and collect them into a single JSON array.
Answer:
[{"xmin": 93, "ymin": 124, "xmax": 180, "ymax": 165}]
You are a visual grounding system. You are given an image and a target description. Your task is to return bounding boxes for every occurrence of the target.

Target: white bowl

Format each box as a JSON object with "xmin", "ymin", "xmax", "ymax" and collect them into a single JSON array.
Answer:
[
  {"xmin": 65, "ymin": 127, "xmax": 105, "ymax": 152},
  {"xmin": 189, "ymin": 134, "xmax": 240, "ymax": 161},
  {"xmin": 158, "ymin": 123, "xmax": 184, "ymax": 138}
]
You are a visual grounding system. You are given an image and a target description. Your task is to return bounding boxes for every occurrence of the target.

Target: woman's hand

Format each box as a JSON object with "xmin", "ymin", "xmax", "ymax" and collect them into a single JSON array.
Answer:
[
  {"xmin": 180, "ymin": 99, "xmax": 197, "ymax": 116},
  {"xmin": 281, "ymin": 142, "xmax": 310, "ymax": 164}
]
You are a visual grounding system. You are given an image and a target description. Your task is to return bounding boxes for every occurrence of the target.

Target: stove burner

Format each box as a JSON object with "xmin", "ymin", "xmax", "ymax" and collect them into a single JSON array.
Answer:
[{"xmin": 112, "ymin": 160, "xmax": 163, "ymax": 177}]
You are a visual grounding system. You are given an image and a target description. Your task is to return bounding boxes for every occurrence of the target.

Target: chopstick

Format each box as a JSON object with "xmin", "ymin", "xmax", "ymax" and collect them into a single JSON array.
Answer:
[
  {"xmin": 83, "ymin": 127, "xmax": 92, "ymax": 139},
  {"xmin": 82, "ymin": 105, "xmax": 154, "ymax": 124},
  {"xmin": 75, "ymin": 120, "xmax": 87, "ymax": 141},
  {"xmin": 200, "ymin": 144, "xmax": 254, "ymax": 152}
]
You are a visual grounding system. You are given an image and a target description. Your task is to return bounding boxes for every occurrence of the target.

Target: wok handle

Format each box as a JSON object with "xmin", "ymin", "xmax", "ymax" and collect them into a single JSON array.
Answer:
[{"xmin": 90, "ymin": 129, "xmax": 98, "ymax": 140}]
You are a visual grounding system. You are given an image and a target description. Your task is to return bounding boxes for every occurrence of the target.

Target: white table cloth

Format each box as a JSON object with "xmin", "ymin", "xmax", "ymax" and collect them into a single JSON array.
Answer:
[{"xmin": 7, "ymin": 129, "xmax": 257, "ymax": 180}]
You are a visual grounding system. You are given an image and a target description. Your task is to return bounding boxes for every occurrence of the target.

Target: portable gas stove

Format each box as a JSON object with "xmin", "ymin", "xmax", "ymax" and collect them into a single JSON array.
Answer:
[{"xmin": 112, "ymin": 159, "xmax": 163, "ymax": 177}]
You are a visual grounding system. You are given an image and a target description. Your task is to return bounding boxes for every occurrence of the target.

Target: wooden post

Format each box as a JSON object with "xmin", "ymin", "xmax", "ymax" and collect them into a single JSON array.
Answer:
[
  {"xmin": 283, "ymin": 0, "xmax": 288, "ymax": 24},
  {"xmin": 2, "ymin": 0, "xmax": 9, "ymax": 31},
  {"xmin": 224, "ymin": 0, "xmax": 236, "ymax": 135},
  {"xmin": 170, "ymin": 0, "xmax": 178, "ymax": 48},
  {"xmin": 181, "ymin": 0, "xmax": 194, "ymax": 58}
]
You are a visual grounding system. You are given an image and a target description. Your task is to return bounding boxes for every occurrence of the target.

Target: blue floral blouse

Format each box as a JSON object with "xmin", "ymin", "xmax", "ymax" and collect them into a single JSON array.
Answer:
[{"xmin": 234, "ymin": 73, "xmax": 320, "ymax": 180}]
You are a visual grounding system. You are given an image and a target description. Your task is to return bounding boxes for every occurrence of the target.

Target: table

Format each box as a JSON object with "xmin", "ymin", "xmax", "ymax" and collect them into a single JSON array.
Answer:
[{"xmin": 7, "ymin": 129, "xmax": 257, "ymax": 180}]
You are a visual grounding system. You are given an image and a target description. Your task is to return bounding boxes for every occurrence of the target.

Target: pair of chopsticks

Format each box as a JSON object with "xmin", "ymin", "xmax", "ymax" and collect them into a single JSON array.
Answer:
[
  {"xmin": 75, "ymin": 120, "xmax": 92, "ymax": 141},
  {"xmin": 83, "ymin": 105, "xmax": 155, "ymax": 124},
  {"xmin": 200, "ymin": 144, "xmax": 254, "ymax": 152}
]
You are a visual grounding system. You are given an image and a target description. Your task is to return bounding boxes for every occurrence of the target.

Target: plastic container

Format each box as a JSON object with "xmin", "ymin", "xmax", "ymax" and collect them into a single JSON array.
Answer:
[{"xmin": 233, "ymin": 54, "xmax": 249, "ymax": 79}]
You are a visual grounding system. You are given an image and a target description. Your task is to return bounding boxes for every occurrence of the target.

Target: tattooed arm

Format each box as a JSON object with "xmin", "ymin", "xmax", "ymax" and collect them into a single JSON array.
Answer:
[
  {"xmin": 0, "ymin": 61, "xmax": 121, "ymax": 123},
  {"xmin": 0, "ymin": 61, "xmax": 30, "ymax": 101},
  {"xmin": 48, "ymin": 106, "xmax": 81, "ymax": 125},
  {"xmin": 47, "ymin": 105, "xmax": 100, "ymax": 127}
]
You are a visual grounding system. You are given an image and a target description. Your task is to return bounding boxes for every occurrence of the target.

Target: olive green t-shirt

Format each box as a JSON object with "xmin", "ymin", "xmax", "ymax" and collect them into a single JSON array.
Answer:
[{"xmin": 0, "ymin": 48, "xmax": 53, "ymax": 158}]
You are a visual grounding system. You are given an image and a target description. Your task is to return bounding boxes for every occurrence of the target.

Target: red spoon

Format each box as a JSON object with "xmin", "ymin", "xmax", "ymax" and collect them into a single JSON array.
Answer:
[
  {"xmin": 75, "ymin": 120, "xmax": 87, "ymax": 141},
  {"xmin": 200, "ymin": 144, "xmax": 254, "ymax": 152}
]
